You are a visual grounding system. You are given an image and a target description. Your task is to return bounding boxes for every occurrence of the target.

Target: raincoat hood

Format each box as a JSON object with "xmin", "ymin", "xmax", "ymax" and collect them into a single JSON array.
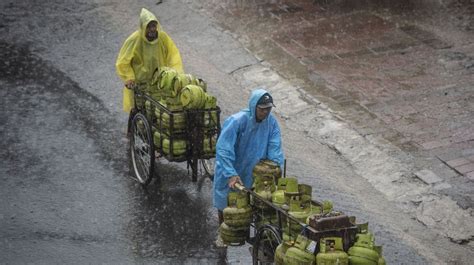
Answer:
[
  {"xmin": 246, "ymin": 88, "xmax": 270, "ymax": 122},
  {"xmin": 139, "ymin": 8, "xmax": 162, "ymax": 45},
  {"xmin": 116, "ymin": 6, "xmax": 183, "ymax": 99}
]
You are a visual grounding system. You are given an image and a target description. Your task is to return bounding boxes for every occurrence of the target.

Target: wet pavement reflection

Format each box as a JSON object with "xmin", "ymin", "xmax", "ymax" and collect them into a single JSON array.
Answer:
[
  {"xmin": 126, "ymin": 161, "xmax": 226, "ymax": 262},
  {"xmin": 0, "ymin": 41, "xmax": 226, "ymax": 264}
]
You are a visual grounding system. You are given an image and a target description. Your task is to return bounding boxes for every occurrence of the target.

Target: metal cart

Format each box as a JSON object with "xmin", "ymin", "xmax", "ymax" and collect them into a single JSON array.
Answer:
[
  {"xmin": 234, "ymin": 183, "xmax": 360, "ymax": 265},
  {"xmin": 129, "ymin": 84, "xmax": 220, "ymax": 185}
]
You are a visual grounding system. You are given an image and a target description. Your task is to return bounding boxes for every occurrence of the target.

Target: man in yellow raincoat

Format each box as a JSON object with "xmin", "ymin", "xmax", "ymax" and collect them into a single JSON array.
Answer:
[{"xmin": 116, "ymin": 7, "xmax": 184, "ymax": 129}]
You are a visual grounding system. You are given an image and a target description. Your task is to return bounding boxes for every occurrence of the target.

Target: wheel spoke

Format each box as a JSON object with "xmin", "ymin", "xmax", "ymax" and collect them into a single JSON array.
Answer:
[
  {"xmin": 130, "ymin": 114, "xmax": 154, "ymax": 185},
  {"xmin": 137, "ymin": 126, "xmax": 147, "ymax": 143},
  {"xmin": 253, "ymin": 225, "xmax": 282, "ymax": 265},
  {"xmin": 137, "ymin": 157, "xmax": 149, "ymax": 178},
  {"xmin": 135, "ymin": 143, "xmax": 150, "ymax": 180},
  {"xmin": 134, "ymin": 125, "xmax": 146, "ymax": 144}
]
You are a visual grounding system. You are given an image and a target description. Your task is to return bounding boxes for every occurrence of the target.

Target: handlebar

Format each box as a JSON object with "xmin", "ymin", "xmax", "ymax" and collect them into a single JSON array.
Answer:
[
  {"xmin": 234, "ymin": 182, "xmax": 245, "ymax": 191},
  {"xmin": 127, "ymin": 82, "xmax": 148, "ymax": 91}
]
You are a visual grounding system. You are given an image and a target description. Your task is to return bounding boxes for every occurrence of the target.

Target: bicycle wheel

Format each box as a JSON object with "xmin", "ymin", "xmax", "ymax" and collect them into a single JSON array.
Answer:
[
  {"xmin": 252, "ymin": 224, "xmax": 282, "ymax": 265},
  {"xmin": 130, "ymin": 113, "xmax": 155, "ymax": 186},
  {"xmin": 201, "ymin": 158, "xmax": 215, "ymax": 181}
]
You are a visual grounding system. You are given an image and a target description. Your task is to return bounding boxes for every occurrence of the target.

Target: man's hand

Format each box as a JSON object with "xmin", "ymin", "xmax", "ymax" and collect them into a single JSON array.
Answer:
[
  {"xmin": 228, "ymin": 176, "xmax": 243, "ymax": 189},
  {"xmin": 125, "ymin": 80, "xmax": 136, "ymax": 89}
]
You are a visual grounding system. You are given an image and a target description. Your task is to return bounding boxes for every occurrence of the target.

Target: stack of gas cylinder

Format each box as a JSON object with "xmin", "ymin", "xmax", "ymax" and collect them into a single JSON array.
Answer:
[
  {"xmin": 251, "ymin": 160, "xmax": 326, "ymax": 241},
  {"xmin": 347, "ymin": 229, "xmax": 386, "ymax": 265},
  {"xmin": 252, "ymin": 159, "xmax": 281, "ymax": 226},
  {"xmin": 275, "ymin": 226, "xmax": 386, "ymax": 265},
  {"xmin": 145, "ymin": 67, "xmax": 218, "ymax": 158},
  {"xmin": 219, "ymin": 190, "xmax": 252, "ymax": 245},
  {"xmin": 223, "ymin": 159, "xmax": 387, "ymax": 264}
]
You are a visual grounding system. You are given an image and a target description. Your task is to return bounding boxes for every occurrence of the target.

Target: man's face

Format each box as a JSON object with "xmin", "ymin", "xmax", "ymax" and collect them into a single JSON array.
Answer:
[
  {"xmin": 145, "ymin": 21, "xmax": 158, "ymax": 41},
  {"xmin": 256, "ymin": 106, "xmax": 272, "ymax": 122}
]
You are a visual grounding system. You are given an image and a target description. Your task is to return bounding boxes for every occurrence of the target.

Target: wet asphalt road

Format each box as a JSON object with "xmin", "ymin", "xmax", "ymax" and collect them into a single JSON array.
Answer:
[
  {"xmin": 0, "ymin": 39, "xmax": 224, "ymax": 264},
  {"xmin": 1, "ymin": 0, "xmax": 469, "ymax": 264},
  {"xmin": 0, "ymin": 0, "xmax": 425, "ymax": 264}
]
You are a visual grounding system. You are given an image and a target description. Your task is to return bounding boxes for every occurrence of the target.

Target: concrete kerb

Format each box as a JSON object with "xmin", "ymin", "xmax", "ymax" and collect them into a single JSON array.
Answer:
[{"xmin": 230, "ymin": 62, "xmax": 474, "ymax": 244}]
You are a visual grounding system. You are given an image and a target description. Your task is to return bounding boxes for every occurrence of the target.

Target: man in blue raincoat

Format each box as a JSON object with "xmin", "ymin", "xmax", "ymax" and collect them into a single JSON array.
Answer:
[{"xmin": 213, "ymin": 88, "xmax": 284, "ymax": 227}]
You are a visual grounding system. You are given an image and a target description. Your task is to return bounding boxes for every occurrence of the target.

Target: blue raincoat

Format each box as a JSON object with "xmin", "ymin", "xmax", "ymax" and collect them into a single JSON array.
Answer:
[{"xmin": 213, "ymin": 89, "xmax": 284, "ymax": 210}]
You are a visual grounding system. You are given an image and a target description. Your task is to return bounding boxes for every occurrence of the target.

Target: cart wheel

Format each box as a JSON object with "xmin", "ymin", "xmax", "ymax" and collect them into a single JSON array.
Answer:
[
  {"xmin": 252, "ymin": 224, "xmax": 282, "ymax": 265},
  {"xmin": 130, "ymin": 113, "xmax": 155, "ymax": 186},
  {"xmin": 201, "ymin": 158, "xmax": 215, "ymax": 181}
]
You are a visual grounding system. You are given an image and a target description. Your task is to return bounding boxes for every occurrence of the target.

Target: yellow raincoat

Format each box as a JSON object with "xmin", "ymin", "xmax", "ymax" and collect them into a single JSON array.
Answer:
[{"xmin": 116, "ymin": 8, "xmax": 184, "ymax": 113}]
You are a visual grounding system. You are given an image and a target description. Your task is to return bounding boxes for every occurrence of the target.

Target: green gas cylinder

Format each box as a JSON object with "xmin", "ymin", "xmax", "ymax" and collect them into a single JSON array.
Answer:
[
  {"xmin": 150, "ymin": 91, "xmax": 163, "ymax": 102},
  {"xmin": 347, "ymin": 233, "xmax": 379, "ymax": 265},
  {"xmin": 254, "ymin": 181, "xmax": 273, "ymax": 209},
  {"xmin": 272, "ymin": 177, "xmax": 291, "ymax": 207},
  {"xmin": 299, "ymin": 184, "xmax": 312, "ymax": 209},
  {"xmin": 153, "ymin": 131, "xmax": 161, "ymax": 148},
  {"xmin": 163, "ymin": 111, "xmax": 186, "ymax": 129},
  {"xmin": 253, "ymin": 169, "xmax": 275, "ymax": 192},
  {"xmin": 272, "ymin": 190, "xmax": 286, "ymax": 208},
  {"xmin": 274, "ymin": 241, "xmax": 293, "ymax": 265},
  {"xmin": 288, "ymin": 208, "xmax": 311, "ymax": 225},
  {"xmin": 162, "ymin": 138, "xmax": 187, "ymax": 156},
  {"xmin": 171, "ymin": 73, "xmax": 197, "ymax": 97},
  {"xmin": 229, "ymin": 190, "xmax": 248, "ymax": 206},
  {"xmin": 253, "ymin": 159, "xmax": 282, "ymax": 185},
  {"xmin": 159, "ymin": 97, "xmax": 184, "ymax": 111},
  {"xmin": 252, "ymin": 164, "xmax": 275, "ymax": 195},
  {"xmin": 252, "ymin": 179, "xmax": 277, "ymax": 227},
  {"xmin": 283, "ymin": 235, "xmax": 317, "ymax": 265},
  {"xmin": 378, "ymin": 256, "xmax": 386, "ymax": 265},
  {"xmin": 159, "ymin": 67, "xmax": 178, "ymax": 92},
  {"xmin": 285, "ymin": 177, "xmax": 299, "ymax": 193},
  {"xmin": 272, "ymin": 177, "xmax": 297, "ymax": 208},
  {"xmin": 254, "ymin": 182, "xmax": 277, "ymax": 227},
  {"xmin": 180, "ymin": 84, "xmax": 206, "ymax": 109},
  {"xmin": 219, "ymin": 222, "xmax": 247, "ymax": 246},
  {"xmin": 321, "ymin": 200, "xmax": 333, "ymax": 214},
  {"xmin": 287, "ymin": 195, "xmax": 313, "ymax": 235},
  {"xmin": 254, "ymin": 177, "xmax": 275, "ymax": 194},
  {"xmin": 277, "ymin": 177, "xmax": 290, "ymax": 190},
  {"xmin": 280, "ymin": 225, "xmax": 296, "ymax": 242},
  {"xmin": 145, "ymin": 100, "xmax": 153, "ymax": 121},
  {"xmin": 272, "ymin": 177, "xmax": 290, "ymax": 207},
  {"xmin": 223, "ymin": 206, "xmax": 251, "ymax": 228},
  {"xmin": 305, "ymin": 205, "xmax": 323, "ymax": 225},
  {"xmin": 316, "ymin": 237, "xmax": 349, "ymax": 265},
  {"xmin": 223, "ymin": 191, "xmax": 252, "ymax": 229}
]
